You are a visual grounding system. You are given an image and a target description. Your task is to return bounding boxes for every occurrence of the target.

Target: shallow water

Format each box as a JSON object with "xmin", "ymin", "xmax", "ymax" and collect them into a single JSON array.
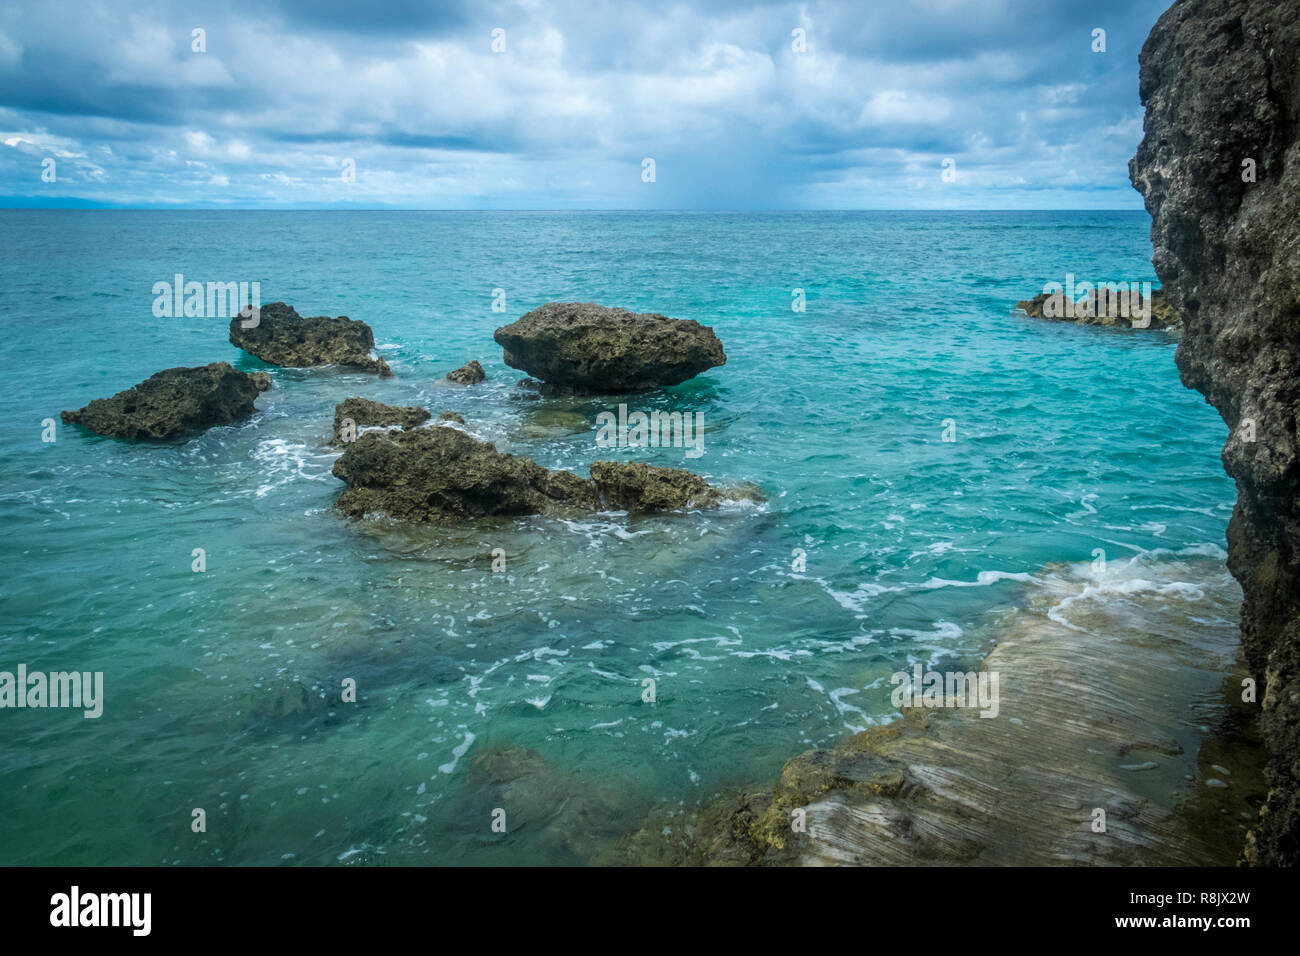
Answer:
[{"xmin": 0, "ymin": 210, "xmax": 1237, "ymax": 865}]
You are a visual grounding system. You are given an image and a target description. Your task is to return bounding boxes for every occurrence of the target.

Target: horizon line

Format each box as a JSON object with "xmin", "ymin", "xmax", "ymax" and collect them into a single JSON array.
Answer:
[{"xmin": 0, "ymin": 206, "xmax": 1150, "ymax": 213}]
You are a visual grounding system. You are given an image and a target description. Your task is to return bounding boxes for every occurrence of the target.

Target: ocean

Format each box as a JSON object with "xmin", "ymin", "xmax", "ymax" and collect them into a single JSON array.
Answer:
[{"xmin": 0, "ymin": 210, "xmax": 1239, "ymax": 864}]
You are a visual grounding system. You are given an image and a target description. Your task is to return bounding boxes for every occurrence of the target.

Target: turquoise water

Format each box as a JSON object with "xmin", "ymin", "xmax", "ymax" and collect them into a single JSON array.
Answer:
[{"xmin": 0, "ymin": 210, "xmax": 1236, "ymax": 865}]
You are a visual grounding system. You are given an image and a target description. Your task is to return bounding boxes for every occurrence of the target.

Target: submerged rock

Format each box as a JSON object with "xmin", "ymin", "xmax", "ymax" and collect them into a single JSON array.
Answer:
[
  {"xmin": 511, "ymin": 406, "xmax": 589, "ymax": 440},
  {"xmin": 1015, "ymin": 286, "xmax": 1178, "ymax": 329},
  {"xmin": 438, "ymin": 410, "xmax": 466, "ymax": 424},
  {"xmin": 331, "ymin": 426, "xmax": 753, "ymax": 521},
  {"xmin": 446, "ymin": 360, "xmax": 486, "ymax": 384},
  {"xmin": 1130, "ymin": 0, "xmax": 1300, "ymax": 866},
  {"xmin": 229, "ymin": 301, "xmax": 392, "ymax": 376},
  {"xmin": 494, "ymin": 302, "xmax": 725, "ymax": 394},
  {"xmin": 331, "ymin": 397, "xmax": 430, "ymax": 445},
  {"xmin": 60, "ymin": 362, "xmax": 270, "ymax": 441},
  {"xmin": 437, "ymin": 745, "xmax": 631, "ymax": 865}
]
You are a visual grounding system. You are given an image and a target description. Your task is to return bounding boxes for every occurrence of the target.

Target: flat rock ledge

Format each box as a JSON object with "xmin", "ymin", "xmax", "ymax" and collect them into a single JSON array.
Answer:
[
  {"xmin": 1015, "ymin": 286, "xmax": 1178, "ymax": 329},
  {"xmin": 447, "ymin": 360, "xmax": 486, "ymax": 384},
  {"xmin": 60, "ymin": 362, "xmax": 270, "ymax": 441},
  {"xmin": 331, "ymin": 397, "xmax": 431, "ymax": 446},
  {"xmin": 229, "ymin": 301, "xmax": 392, "ymax": 376},
  {"xmin": 600, "ymin": 582, "xmax": 1260, "ymax": 866},
  {"xmin": 494, "ymin": 302, "xmax": 725, "ymax": 394},
  {"xmin": 331, "ymin": 426, "xmax": 757, "ymax": 521}
]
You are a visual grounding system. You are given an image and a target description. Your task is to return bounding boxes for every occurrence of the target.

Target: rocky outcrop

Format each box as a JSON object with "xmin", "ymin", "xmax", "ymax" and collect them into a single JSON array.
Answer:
[
  {"xmin": 60, "ymin": 362, "xmax": 270, "ymax": 440},
  {"xmin": 331, "ymin": 397, "xmax": 430, "ymax": 445},
  {"xmin": 438, "ymin": 410, "xmax": 466, "ymax": 424},
  {"xmin": 229, "ymin": 302, "xmax": 392, "ymax": 377},
  {"xmin": 1130, "ymin": 0, "xmax": 1300, "ymax": 865},
  {"xmin": 494, "ymin": 302, "xmax": 725, "ymax": 394},
  {"xmin": 446, "ymin": 360, "xmax": 486, "ymax": 384},
  {"xmin": 331, "ymin": 426, "xmax": 754, "ymax": 521},
  {"xmin": 1015, "ymin": 286, "xmax": 1178, "ymax": 329}
]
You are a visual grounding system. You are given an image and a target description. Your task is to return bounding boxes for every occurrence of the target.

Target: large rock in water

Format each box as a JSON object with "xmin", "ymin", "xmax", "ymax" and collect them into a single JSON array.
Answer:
[
  {"xmin": 60, "ymin": 363, "xmax": 271, "ymax": 440},
  {"xmin": 493, "ymin": 302, "xmax": 725, "ymax": 393},
  {"xmin": 332, "ymin": 426, "xmax": 752, "ymax": 520},
  {"xmin": 229, "ymin": 302, "xmax": 392, "ymax": 376},
  {"xmin": 1131, "ymin": 0, "xmax": 1300, "ymax": 866}
]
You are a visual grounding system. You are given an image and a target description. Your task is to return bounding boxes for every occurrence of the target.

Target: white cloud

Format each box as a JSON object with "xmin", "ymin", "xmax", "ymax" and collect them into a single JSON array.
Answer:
[{"xmin": 0, "ymin": 0, "xmax": 1169, "ymax": 208}]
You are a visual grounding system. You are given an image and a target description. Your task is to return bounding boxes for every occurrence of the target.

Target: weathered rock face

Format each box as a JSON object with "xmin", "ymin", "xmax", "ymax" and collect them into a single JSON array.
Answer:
[
  {"xmin": 331, "ymin": 426, "xmax": 752, "ymax": 521},
  {"xmin": 60, "ymin": 362, "xmax": 270, "ymax": 440},
  {"xmin": 1130, "ymin": 0, "xmax": 1300, "ymax": 866},
  {"xmin": 229, "ymin": 302, "xmax": 392, "ymax": 377},
  {"xmin": 331, "ymin": 397, "xmax": 430, "ymax": 446},
  {"xmin": 494, "ymin": 302, "xmax": 725, "ymax": 394},
  {"xmin": 446, "ymin": 360, "xmax": 486, "ymax": 384},
  {"xmin": 1015, "ymin": 287, "xmax": 1178, "ymax": 329}
]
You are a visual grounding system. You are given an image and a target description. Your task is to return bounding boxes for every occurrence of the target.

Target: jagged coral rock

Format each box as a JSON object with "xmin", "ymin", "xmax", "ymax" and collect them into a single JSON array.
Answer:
[{"xmin": 1130, "ymin": 0, "xmax": 1300, "ymax": 866}]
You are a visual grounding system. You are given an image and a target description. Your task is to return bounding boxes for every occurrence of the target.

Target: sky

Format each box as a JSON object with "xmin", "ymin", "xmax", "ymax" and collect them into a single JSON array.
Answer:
[{"xmin": 0, "ymin": 0, "xmax": 1174, "ymax": 209}]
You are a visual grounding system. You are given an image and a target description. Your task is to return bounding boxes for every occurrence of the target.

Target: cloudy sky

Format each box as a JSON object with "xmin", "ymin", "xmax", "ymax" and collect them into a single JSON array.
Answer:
[{"xmin": 0, "ymin": 0, "xmax": 1171, "ymax": 209}]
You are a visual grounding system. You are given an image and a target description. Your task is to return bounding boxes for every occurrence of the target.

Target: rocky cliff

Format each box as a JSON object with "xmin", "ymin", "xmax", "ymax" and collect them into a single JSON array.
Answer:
[{"xmin": 1130, "ymin": 0, "xmax": 1300, "ymax": 865}]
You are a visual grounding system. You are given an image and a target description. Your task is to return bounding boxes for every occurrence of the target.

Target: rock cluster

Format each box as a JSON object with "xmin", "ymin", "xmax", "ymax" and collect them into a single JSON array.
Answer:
[
  {"xmin": 229, "ymin": 302, "xmax": 392, "ymax": 377},
  {"xmin": 328, "ymin": 302, "xmax": 739, "ymax": 519},
  {"xmin": 1130, "ymin": 0, "xmax": 1300, "ymax": 865},
  {"xmin": 331, "ymin": 426, "xmax": 755, "ymax": 521},
  {"xmin": 65, "ymin": 293, "xmax": 741, "ymax": 518},
  {"xmin": 61, "ymin": 363, "xmax": 271, "ymax": 441},
  {"xmin": 494, "ymin": 302, "xmax": 725, "ymax": 394}
]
